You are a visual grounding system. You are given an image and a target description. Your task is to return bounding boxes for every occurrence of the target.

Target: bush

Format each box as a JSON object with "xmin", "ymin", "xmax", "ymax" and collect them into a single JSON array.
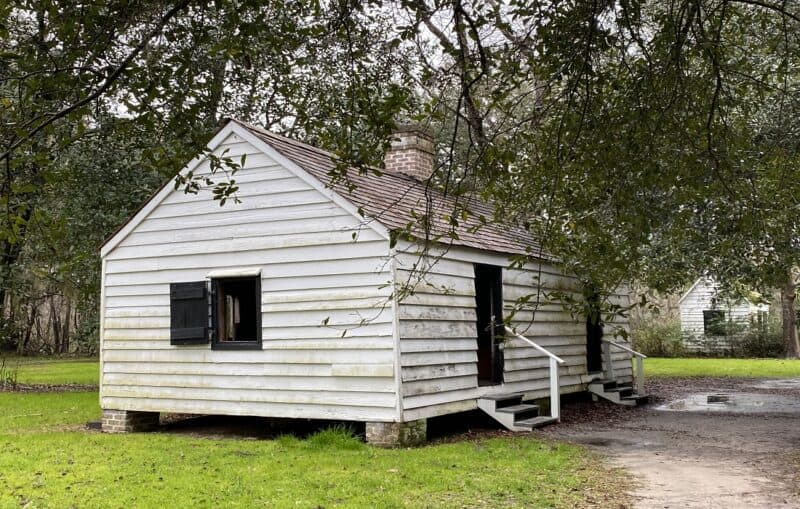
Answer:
[
  {"xmin": 631, "ymin": 318, "xmax": 687, "ymax": 357},
  {"xmin": 0, "ymin": 355, "xmax": 19, "ymax": 388},
  {"xmin": 72, "ymin": 306, "xmax": 100, "ymax": 356},
  {"xmin": 730, "ymin": 330, "xmax": 785, "ymax": 358}
]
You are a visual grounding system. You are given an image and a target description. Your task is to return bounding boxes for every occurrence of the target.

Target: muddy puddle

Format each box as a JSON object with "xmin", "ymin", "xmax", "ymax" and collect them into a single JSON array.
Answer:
[
  {"xmin": 751, "ymin": 377, "xmax": 800, "ymax": 390},
  {"xmin": 657, "ymin": 391, "xmax": 800, "ymax": 414}
]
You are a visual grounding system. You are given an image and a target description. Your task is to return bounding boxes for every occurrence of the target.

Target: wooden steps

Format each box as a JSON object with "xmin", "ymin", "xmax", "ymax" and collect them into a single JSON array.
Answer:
[
  {"xmin": 477, "ymin": 393, "xmax": 558, "ymax": 431},
  {"xmin": 588, "ymin": 379, "xmax": 649, "ymax": 406}
]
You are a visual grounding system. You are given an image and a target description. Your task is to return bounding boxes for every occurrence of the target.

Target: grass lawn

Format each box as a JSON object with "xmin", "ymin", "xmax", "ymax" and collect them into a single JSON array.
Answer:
[
  {"xmin": 0, "ymin": 392, "xmax": 614, "ymax": 509},
  {"xmin": 645, "ymin": 357, "xmax": 800, "ymax": 378},
  {"xmin": 0, "ymin": 358, "xmax": 622, "ymax": 508},
  {"xmin": 1, "ymin": 356, "xmax": 98, "ymax": 385},
  {"xmin": 0, "ymin": 391, "xmax": 99, "ymax": 432}
]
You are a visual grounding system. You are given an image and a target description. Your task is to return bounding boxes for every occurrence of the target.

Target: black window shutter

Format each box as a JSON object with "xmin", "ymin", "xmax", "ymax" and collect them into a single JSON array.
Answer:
[{"xmin": 170, "ymin": 281, "xmax": 209, "ymax": 345}]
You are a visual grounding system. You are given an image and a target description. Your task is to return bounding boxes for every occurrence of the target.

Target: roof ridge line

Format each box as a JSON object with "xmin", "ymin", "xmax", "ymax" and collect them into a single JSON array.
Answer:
[{"xmin": 230, "ymin": 118, "xmax": 430, "ymax": 186}]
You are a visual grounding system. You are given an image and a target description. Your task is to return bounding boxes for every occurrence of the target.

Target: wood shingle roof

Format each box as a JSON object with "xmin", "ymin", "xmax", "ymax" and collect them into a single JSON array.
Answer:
[{"xmin": 233, "ymin": 119, "xmax": 544, "ymax": 258}]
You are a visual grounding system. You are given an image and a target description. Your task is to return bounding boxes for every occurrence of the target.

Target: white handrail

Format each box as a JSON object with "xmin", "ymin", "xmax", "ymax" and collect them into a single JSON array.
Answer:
[
  {"xmin": 601, "ymin": 338, "xmax": 646, "ymax": 395},
  {"xmin": 601, "ymin": 338, "xmax": 647, "ymax": 358},
  {"xmin": 504, "ymin": 326, "xmax": 564, "ymax": 421},
  {"xmin": 504, "ymin": 326, "xmax": 565, "ymax": 364}
]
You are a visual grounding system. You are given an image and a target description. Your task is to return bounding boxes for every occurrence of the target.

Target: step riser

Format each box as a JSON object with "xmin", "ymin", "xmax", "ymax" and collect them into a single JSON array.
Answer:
[
  {"xmin": 610, "ymin": 389, "xmax": 633, "ymax": 398},
  {"xmin": 513, "ymin": 409, "xmax": 540, "ymax": 422},
  {"xmin": 496, "ymin": 404, "xmax": 540, "ymax": 422},
  {"xmin": 494, "ymin": 397, "xmax": 523, "ymax": 409},
  {"xmin": 588, "ymin": 381, "xmax": 647, "ymax": 407},
  {"xmin": 477, "ymin": 396, "xmax": 556, "ymax": 431}
]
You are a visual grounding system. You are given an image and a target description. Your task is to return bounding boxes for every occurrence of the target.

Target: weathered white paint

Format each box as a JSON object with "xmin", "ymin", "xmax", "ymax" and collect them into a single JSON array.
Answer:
[
  {"xmin": 206, "ymin": 267, "xmax": 262, "ymax": 278},
  {"xmin": 101, "ymin": 122, "xmax": 389, "ymax": 257},
  {"xmin": 101, "ymin": 132, "xmax": 399, "ymax": 422},
  {"xmin": 678, "ymin": 278, "xmax": 769, "ymax": 352},
  {"xmin": 389, "ymin": 247, "xmax": 406, "ymax": 423},
  {"xmin": 100, "ymin": 397, "xmax": 398, "ymax": 421},
  {"xmin": 393, "ymin": 241, "xmax": 633, "ymax": 421},
  {"xmin": 98, "ymin": 258, "xmax": 107, "ymax": 405},
  {"xmin": 100, "ymin": 124, "xmax": 635, "ymax": 426}
]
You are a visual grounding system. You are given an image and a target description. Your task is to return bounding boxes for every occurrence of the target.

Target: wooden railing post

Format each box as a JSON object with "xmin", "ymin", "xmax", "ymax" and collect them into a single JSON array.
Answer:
[
  {"xmin": 504, "ymin": 326, "xmax": 565, "ymax": 421},
  {"xmin": 549, "ymin": 356, "xmax": 560, "ymax": 421},
  {"xmin": 636, "ymin": 356, "xmax": 645, "ymax": 395},
  {"xmin": 602, "ymin": 338, "xmax": 647, "ymax": 393}
]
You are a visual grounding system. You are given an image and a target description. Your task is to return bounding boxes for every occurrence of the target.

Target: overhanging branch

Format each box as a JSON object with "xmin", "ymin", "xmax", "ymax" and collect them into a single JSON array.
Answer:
[{"xmin": 0, "ymin": 0, "xmax": 192, "ymax": 163}]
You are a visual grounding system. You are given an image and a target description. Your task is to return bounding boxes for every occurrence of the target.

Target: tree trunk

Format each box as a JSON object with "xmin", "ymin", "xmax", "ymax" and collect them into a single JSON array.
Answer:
[
  {"xmin": 50, "ymin": 298, "xmax": 61, "ymax": 355},
  {"xmin": 780, "ymin": 274, "xmax": 799, "ymax": 359},
  {"xmin": 60, "ymin": 298, "xmax": 72, "ymax": 354},
  {"xmin": 203, "ymin": 56, "xmax": 227, "ymax": 130},
  {"xmin": 18, "ymin": 305, "xmax": 37, "ymax": 355}
]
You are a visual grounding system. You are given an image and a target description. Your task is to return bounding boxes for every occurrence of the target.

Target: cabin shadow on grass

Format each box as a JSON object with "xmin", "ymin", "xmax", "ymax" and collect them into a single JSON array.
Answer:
[
  {"xmin": 147, "ymin": 409, "xmax": 508, "ymax": 445},
  {"xmin": 159, "ymin": 414, "xmax": 366, "ymax": 441}
]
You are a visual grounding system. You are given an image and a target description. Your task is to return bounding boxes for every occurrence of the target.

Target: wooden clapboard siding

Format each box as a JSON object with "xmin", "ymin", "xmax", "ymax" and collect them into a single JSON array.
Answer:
[
  {"xmin": 395, "ymin": 242, "xmax": 634, "ymax": 421},
  {"xmin": 101, "ymin": 122, "xmax": 637, "ymax": 425},
  {"xmin": 503, "ymin": 259, "xmax": 628, "ymax": 394},
  {"xmin": 603, "ymin": 289, "xmax": 635, "ymax": 381},
  {"xmin": 394, "ymin": 245, "xmax": 480, "ymax": 420},
  {"xmin": 100, "ymin": 397, "xmax": 397, "ymax": 421},
  {"xmin": 677, "ymin": 278, "xmax": 765, "ymax": 353},
  {"xmin": 103, "ymin": 361, "xmax": 393, "ymax": 377},
  {"xmin": 101, "ymin": 131, "xmax": 398, "ymax": 422}
]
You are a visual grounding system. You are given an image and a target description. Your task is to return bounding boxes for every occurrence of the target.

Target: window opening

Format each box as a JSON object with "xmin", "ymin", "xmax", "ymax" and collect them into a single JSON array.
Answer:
[{"xmin": 213, "ymin": 276, "xmax": 261, "ymax": 349}]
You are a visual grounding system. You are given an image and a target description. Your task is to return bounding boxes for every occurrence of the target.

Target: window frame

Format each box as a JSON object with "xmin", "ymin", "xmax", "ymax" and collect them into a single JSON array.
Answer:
[
  {"xmin": 210, "ymin": 276, "xmax": 263, "ymax": 351},
  {"xmin": 702, "ymin": 309, "xmax": 727, "ymax": 336}
]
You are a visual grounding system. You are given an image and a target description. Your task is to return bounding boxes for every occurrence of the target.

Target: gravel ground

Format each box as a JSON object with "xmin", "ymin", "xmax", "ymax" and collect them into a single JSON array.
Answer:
[{"xmin": 546, "ymin": 377, "xmax": 800, "ymax": 509}]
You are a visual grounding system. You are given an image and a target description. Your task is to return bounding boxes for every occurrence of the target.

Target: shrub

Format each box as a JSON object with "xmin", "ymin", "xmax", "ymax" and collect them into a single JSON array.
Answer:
[
  {"xmin": 0, "ymin": 355, "xmax": 18, "ymax": 388},
  {"xmin": 631, "ymin": 318, "xmax": 687, "ymax": 357},
  {"xmin": 730, "ymin": 330, "xmax": 785, "ymax": 358}
]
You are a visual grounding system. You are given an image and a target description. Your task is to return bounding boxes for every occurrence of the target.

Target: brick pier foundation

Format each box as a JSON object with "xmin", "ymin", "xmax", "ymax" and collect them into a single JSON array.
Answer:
[{"xmin": 101, "ymin": 409, "xmax": 159, "ymax": 433}]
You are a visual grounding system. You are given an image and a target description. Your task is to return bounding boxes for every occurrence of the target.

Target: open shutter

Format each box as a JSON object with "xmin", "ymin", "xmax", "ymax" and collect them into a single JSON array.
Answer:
[{"xmin": 170, "ymin": 281, "xmax": 209, "ymax": 345}]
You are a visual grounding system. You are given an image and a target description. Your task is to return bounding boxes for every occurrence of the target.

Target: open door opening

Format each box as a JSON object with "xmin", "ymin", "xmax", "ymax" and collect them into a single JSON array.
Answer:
[
  {"xmin": 586, "ymin": 293, "xmax": 603, "ymax": 374},
  {"xmin": 474, "ymin": 264, "xmax": 504, "ymax": 386}
]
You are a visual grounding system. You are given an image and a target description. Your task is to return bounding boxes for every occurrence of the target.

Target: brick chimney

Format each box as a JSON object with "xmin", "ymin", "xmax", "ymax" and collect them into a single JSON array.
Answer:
[{"xmin": 384, "ymin": 125, "xmax": 435, "ymax": 181}]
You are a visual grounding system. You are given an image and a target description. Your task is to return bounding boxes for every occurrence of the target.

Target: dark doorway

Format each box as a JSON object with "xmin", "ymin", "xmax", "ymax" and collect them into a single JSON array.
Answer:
[
  {"xmin": 474, "ymin": 264, "xmax": 504, "ymax": 386},
  {"xmin": 586, "ymin": 293, "xmax": 603, "ymax": 373}
]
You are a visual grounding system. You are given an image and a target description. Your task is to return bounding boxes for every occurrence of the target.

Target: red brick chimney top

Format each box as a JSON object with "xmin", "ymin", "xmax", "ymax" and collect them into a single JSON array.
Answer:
[{"xmin": 384, "ymin": 125, "xmax": 434, "ymax": 181}]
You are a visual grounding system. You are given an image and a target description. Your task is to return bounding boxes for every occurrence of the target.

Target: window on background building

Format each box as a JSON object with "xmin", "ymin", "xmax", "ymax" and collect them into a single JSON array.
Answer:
[{"xmin": 703, "ymin": 310, "xmax": 727, "ymax": 336}]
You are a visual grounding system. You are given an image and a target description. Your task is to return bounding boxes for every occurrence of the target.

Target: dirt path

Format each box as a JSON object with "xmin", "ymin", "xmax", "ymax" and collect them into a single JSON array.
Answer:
[{"xmin": 545, "ymin": 378, "xmax": 800, "ymax": 508}]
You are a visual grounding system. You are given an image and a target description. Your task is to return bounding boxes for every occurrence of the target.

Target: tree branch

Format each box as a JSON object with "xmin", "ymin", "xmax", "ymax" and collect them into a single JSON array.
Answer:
[
  {"xmin": 726, "ymin": 0, "xmax": 800, "ymax": 24},
  {"xmin": 0, "ymin": 0, "xmax": 192, "ymax": 162}
]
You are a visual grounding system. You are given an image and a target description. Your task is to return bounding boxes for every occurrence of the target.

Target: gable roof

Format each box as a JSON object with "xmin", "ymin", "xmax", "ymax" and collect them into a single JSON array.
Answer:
[
  {"xmin": 231, "ymin": 120, "xmax": 544, "ymax": 258},
  {"xmin": 677, "ymin": 277, "xmax": 770, "ymax": 310},
  {"xmin": 102, "ymin": 118, "xmax": 546, "ymax": 259},
  {"xmin": 677, "ymin": 278, "xmax": 706, "ymax": 305}
]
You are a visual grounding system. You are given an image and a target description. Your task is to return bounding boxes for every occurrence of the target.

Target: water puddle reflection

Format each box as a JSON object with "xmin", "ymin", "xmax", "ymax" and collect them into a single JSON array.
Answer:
[{"xmin": 657, "ymin": 392, "xmax": 800, "ymax": 414}]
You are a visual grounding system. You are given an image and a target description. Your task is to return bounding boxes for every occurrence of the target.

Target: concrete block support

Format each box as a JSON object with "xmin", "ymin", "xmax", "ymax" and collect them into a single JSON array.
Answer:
[
  {"xmin": 102, "ymin": 409, "xmax": 159, "ymax": 433},
  {"xmin": 366, "ymin": 419, "xmax": 427, "ymax": 447}
]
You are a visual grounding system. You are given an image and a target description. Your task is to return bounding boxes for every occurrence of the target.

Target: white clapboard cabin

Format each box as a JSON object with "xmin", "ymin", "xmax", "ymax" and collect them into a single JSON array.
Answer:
[
  {"xmin": 99, "ymin": 119, "xmax": 645, "ymax": 444},
  {"xmin": 678, "ymin": 278, "xmax": 769, "ymax": 353}
]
